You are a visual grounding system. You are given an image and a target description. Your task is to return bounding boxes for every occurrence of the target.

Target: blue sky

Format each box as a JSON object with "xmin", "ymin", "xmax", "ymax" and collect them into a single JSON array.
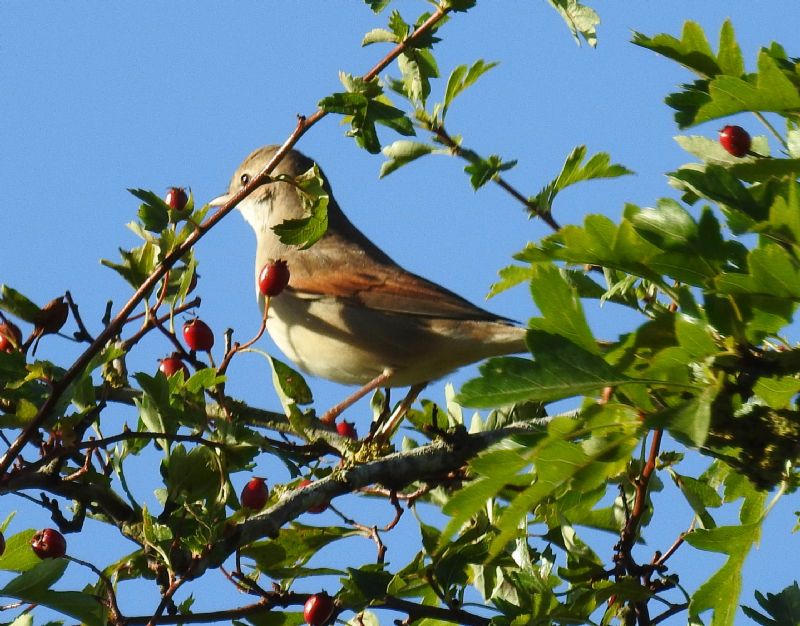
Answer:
[{"xmin": 1, "ymin": 2, "xmax": 799, "ymax": 623}]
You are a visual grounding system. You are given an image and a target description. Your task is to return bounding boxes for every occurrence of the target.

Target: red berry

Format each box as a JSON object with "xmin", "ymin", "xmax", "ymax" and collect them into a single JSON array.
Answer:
[
  {"xmin": 298, "ymin": 479, "xmax": 328, "ymax": 513},
  {"xmin": 165, "ymin": 187, "xmax": 189, "ymax": 211},
  {"xmin": 258, "ymin": 259, "xmax": 290, "ymax": 297},
  {"xmin": 718, "ymin": 125, "xmax": 751, "ymax": 157},
  {"xmin": 240, "ymin": 477, "xmax": 268, "ymax": 511},
  {"xmin": 0, "ymin": 531, "xmax": 5, "ymax": 556},
  {"xmin": 336, "ymin": 420, "xmax": 357, "ymax": 440},
  {"xmin": 159, "ymin": 356, "xmax": 189, "ymax": 378},
  {"xmin": 182, "ymin": 318, "xmax": 214, "ymax": 352},
  {"xmin": 304, "ymin": 592, "xmax": 335, "ymax": 626},
  {"xmin": 0, "ymin": 321, "xmax": 22, "ymax": 353},
  {"xmin": 31, "ymin": 528, "xmax": 66, "ymax": 559}
]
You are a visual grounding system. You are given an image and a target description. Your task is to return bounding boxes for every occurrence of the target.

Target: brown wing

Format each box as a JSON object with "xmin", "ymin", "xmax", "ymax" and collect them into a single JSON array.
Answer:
[
  {"xmin": 279, "ymin": 196, "xmax": 514, "ymax": 323},
  {"xmin": 288, "ymin": 263, "xmax": 509, "ymax": 322}
]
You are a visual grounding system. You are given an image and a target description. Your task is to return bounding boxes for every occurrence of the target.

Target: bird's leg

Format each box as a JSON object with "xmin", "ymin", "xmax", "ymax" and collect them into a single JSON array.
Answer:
[
  {"xmin": 320, "ymin": 368, "xmax": 394, "ymax": 425},
  {"xmin": 371, "ymin": 382, "xmax": 427, "ymax": 444}
]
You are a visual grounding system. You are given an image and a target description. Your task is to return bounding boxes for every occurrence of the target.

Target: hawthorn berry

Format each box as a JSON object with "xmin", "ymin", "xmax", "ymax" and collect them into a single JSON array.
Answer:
[
  {"xmin": 298, "ymin": 479, "xmax": 328, "ymax": 514},
  {"xmin": 31, "ymin": 528, "xmax": 66, "ymax": 559},
  {"xmin": 336, "ymin": 420, "xmax": 357, "ymax": 440},
  {"xmin": 159, "ymin": 356, "xmax": 189, "ymax": 378},
  {"xmin": 240, "ymin": 477, "xmax": 268, "ymax": 511},
  {"xmin": 258, "ymin": 259, "xmax": 290, "ymax": 297},
  {"xmin": 718, "ymin": 125, "xmax": 751, "ymax": 157},
  {"xmin": 304, "ymin": 592, "xmax": 335, "ymax": 626},
  {"xmin": 182, "ymin": 318, "xmax": 214, "ymax": 352},
  {"xmin": 0, "ymin": 321, "xmax": 22, "ymax": 353},
  {"xmin": 165, "ymin": 187, "xmax": 189, "ymax": 211}
]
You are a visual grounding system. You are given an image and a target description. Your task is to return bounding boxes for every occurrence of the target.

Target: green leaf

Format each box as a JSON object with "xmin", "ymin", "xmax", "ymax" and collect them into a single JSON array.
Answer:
[
  {"xmin": 716, "ymin": 19, "xmax": 745, "ymax": 76},
  {"xmin": 2, "ymin": 558, "xmax": 67, "ymax": 597},
  {"xmin": 387, "ymin": 9, "xmax": 408, "ymax": 39},
  {"xmin": 380, "ymin": 140, "xmax": 440, "ymax": 177},
  {"xmin": 694, "ymin": 51, "xmax": 800, "ymax": 125},
  {"xmin": 675, "ymin": 315, "xmax": 719, "ymax": 359},
  {"xmin": 483, "ymin": 407, "xmax": 640, "ymax": 559},
  {"xmin": 272, "ymin": 165, "xmax": 329, "ymax": 249},
  {"xmin": 363, "ymin": 0, "xmax": 390, "ymax": 14},
  {"xmin": 464, "ymin": 154, "xmax": 517, "ymax": 190},
  {"xmin": 442, "ymin": 60, "xmax": 498, "ymax": 118},
  {"xmin": 443, "ymin": 0, "xmax": 477, "ymax": 12},
  {"xmin": 130, "ymin": 187, "xmax": 170, "ymax": 233},
  {"xmin": 241, "ymin": 523, "xmax": 353, "ymax": 578},
  {"xmin": 687, "ymin": 489, "xmax": 767, "ymax": 626},
  {"xmin": 532, "ymin": 146, "xmax": 632, "ymax": 215},
  {"xmin": 164, "ymin": 444, "xmax": 224, "ymax": 502},
  {"xmin": 0, "ymin": 529, "xmax": 39, "ymax": 572},
  {"xmin": 361, "ymin": 28, "xmax": 398, "ymax": 46},
  {"xmin": 0, "ymin": 285, "xmax": 41, "ymax": 323},
  {"xmin": 743, "ymin": 582, "xmax": 800, "ymax": 626},
  {"xmin": 648, "ymin": 384, "xmax": 715, "ymax": 448},
  {"xmin": 344, "ymin": 565, "xmax": 393, "ymax": 602},
  {"xmin": 632, "ymin": 21, "xmax": 720, "ymax": 78},
  {"xmin": 669, "ymin": 471, "xmax": 721, "ymax": 529},
  {"xmin": 487, "ymin": 264, "xmax": 535, "ymax": 298},
  {"xmin": 528, "ymin": 264, "xmax": 597, "ymax": 354},
  {"xmin": 717, "ymin": 244, "xmax": 800, "ymax": 299},
  {"xmin": 398, "ymin": 47, "xmax": 439, "ymax": 105},
  {"xmin": 546, "ymin": 0, "xmax": 600, "ymax": 47},
  {"xmin": 457, "ymin": 332, "xmax": 636, "ymax": 408},
  {"xmin": 269, "ymin": 356, "xmax": 313, "ymax": 406}
]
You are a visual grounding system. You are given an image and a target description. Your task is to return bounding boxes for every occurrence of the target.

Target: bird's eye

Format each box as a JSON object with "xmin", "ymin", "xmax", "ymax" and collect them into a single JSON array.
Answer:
[{"xmin": 240, "ymin": 173, "xmax": 250, "ymax": 186}]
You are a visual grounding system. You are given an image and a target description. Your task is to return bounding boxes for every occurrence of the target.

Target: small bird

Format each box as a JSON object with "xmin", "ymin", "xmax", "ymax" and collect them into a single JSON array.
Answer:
[{"xmin": 212, "ymin": 145, "xmax": 527, "ymax": 413}]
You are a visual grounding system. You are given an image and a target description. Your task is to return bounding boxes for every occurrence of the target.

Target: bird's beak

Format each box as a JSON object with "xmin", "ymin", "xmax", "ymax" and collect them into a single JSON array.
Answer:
[{"xmin": 208, "ymin": 193, "xmax": 231, "ymax": 207}]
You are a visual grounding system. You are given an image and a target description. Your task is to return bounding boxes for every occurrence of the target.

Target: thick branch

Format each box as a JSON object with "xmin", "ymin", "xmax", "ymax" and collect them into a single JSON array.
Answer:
[{"xmin": 194, "ymin": 421, "xmax": 539, "ymax": 575}]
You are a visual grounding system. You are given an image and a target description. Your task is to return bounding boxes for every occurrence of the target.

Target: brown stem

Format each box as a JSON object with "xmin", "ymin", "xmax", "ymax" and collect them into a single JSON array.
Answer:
[
  {"xmin": 64, "ymin": 290, "xmax": 94, "ymax": 343},
  {"xmin": 77, "ymin": 431, "xmax": 224, "ymax": 450},
  {"xmin": 432, "ymin": 125, "xmax": 561, "ymax": 231},
  {"xmin": 146, "ymin": 576, "xmax": 186, "ymax": 626},
  {"xmin": 67, "ymin": 555, "xmax": 124, "ymax": 625},
  {"xmin": 620, "ymin": 429, "xmax": 663, "ymax": 556},
  {"xmin": 122, "ymin": 297, "xmax": 201, "ymax": 349}
]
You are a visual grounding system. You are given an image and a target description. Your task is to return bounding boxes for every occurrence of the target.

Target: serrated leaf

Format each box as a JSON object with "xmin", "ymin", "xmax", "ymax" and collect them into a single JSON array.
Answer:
[
  {"xmin": 532, "ymin": 146, "xmax": 632, "ymax": 215},
  {"xmin": 743, "ymin": 582, "xmax": 800, "ymax": 626},
  {"xmin": 487, "ymin": 264, "xmax": 535, "ymax": 298},
  {"xmin": 687, "ymin": 490, "xmax": 767, "ymax": 626},
  {"xmin": 442, "ymin": 60, "xmax": 498, "ymax": 118},
  {"xmin": 481, "ymin": 407, "xmax": 640, "ymax": 559},
  {"xmin": 648, "ymin": 384, "xmax": 715, "ymax": 447},
  {"xmin": 547, "ymin": 0, "xmax": 599, "ymax": 47},
  {"xmin": 464, "ymin": 154, "xmax": 517, "ymax": 190},
  {"xmin": 528, "ymin": 264, "xmax": 596, "ymax": 354},
  {"xmin": 361, "ymin": 28, "xmax": 398, "ymax": 46},
  {"xmin": 241, "ymin": 523, "xmax": 352, "ymax": 577},
  {"xmin": 272, "ymin": 165, "xmax": 329, "ymax": 249},
  {"xmin": 457, "ymin": 331, "xmax": 637, "ymax": 408},
  {"xmin": 137, "ymin": 201, "xmax": 169, "ymax": 233},
  {"xmin": 632, "ymin": 21, "xmax": 719, "ymax": 77},
  {"xmin": 0, "ymin": 286, "xmax": 41, "ymax": 323},
  {"xmin": 363, "ymin": 0, "xmax": 390, "ymax": 14}
]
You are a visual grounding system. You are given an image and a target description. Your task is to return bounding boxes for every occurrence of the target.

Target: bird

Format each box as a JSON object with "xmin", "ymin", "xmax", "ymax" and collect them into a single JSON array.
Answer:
[{"xmin": 212, "ymin": 145, "xmax": 527, "ymax": 425}]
